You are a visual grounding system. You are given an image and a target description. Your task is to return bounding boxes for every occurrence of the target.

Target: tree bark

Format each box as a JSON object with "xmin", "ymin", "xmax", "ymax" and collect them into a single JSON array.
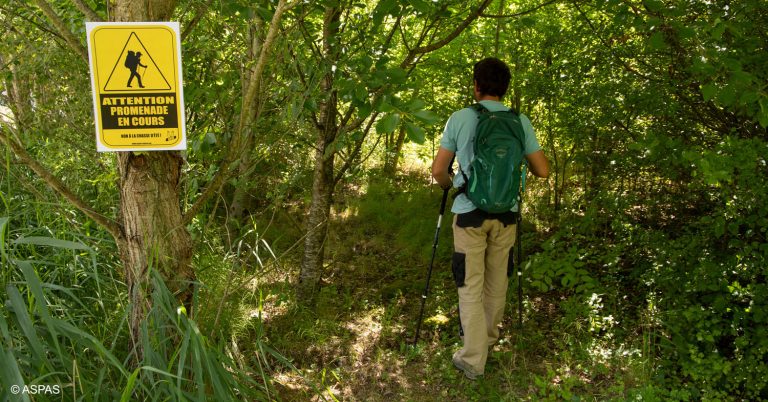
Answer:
[
  {"xmin": 115, "ymin": 152, "xmax": 194, "ymax": 352},
  {"xmin": 297, "ymin": 7, "xmax": 340, "ymax": 305},
  {"xmin": 230, "ymin": 16, "xmax": 265, "ymax": 223},
  {"xmin": 297, "ymin": 128, "xmax": 336, "ymax": 304},
  {"xmin": 384, "ymin": 126, "xmax": 407, "ymax": 176},
  {"xmin": 111, "ymin": 0, "xmax": 195, "ymax": 360}
]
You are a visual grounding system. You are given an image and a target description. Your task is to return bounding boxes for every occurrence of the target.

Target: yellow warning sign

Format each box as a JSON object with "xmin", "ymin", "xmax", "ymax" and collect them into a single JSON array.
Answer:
[{"xmin": 86, "ymin": 22, "xmax": 186, "ymax": 151}]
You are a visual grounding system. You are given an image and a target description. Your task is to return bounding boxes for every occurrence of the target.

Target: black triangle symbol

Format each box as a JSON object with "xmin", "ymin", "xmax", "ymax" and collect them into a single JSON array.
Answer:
[{"xmin": 103, "ymin": 32, "xmax": 172, "ymax": 92}]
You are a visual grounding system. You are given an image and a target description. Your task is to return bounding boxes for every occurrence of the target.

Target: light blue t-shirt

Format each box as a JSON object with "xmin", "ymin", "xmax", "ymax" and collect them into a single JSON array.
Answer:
[{"xmin": 439, "ymin": 100, "xmax": 541, "ymax": 214}]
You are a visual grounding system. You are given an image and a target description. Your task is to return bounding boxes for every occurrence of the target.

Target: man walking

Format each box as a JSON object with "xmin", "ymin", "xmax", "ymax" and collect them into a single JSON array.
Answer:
[{"xmin": 431, "ymin": 57, "xmax": 549, "ymax": 379}]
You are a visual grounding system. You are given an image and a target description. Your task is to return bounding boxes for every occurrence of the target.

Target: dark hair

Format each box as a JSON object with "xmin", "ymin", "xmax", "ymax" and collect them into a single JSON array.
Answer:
[{"xmin": 473, "ymin": 58, "xmax": 511, "ymax": 98}]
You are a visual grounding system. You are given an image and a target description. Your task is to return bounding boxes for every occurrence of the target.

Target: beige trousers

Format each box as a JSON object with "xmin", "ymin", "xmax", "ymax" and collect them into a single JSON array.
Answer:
[{"xmin": 452, "ymin": 215, "xmax": 516, "ymax": 375}]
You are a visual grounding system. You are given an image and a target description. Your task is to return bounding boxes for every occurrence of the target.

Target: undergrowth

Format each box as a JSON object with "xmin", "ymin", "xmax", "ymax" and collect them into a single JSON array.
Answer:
[
  {"xmin": 0, "ymin": 200, "xmax": 292, "ymax": 401},
  {"xmin": 250, "ymin": 171, "xmax": 657, "ymax": 401}
]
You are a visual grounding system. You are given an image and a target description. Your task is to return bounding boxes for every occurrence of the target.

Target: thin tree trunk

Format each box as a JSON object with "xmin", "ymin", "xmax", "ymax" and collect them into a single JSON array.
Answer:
[
  {"xmin": 297, "ymin": 133, "xmax": 335, "ymax": 303},
  {"xmin": 297, "ymin": 7, "xmax": 340, "ymax": 305},
  {"xmin": 230, "ymin": 16, "xmax": 265, "ymax": 222},
  {"xmin": 383, "ymin": 126, "xmax": 406, "ymax": 176}
]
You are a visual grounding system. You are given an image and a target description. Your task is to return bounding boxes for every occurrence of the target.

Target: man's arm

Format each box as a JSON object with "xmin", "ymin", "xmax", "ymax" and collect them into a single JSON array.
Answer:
[
  {"xmin": 525, "ymin": 150, "xmax": 549, "ymax": 178},
  {"xmin": 431, "ymin": 147, "xmax": 455, "ymax": 189}
]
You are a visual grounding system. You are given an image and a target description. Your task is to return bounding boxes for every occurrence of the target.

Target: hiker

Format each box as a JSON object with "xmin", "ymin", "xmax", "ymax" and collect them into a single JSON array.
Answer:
[
  {"xmin": 125, "ymin": 50, "xmax": 147, "ymax": 88},
  {"xmin": 431, "ymin": 57, "xmax": 549, "ymax": 379}
]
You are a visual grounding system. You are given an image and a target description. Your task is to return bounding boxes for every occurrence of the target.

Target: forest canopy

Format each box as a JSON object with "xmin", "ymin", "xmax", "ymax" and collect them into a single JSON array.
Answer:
[{"xmin": 1, "ymin": 0, "xmax": 766, "ymax": 400}]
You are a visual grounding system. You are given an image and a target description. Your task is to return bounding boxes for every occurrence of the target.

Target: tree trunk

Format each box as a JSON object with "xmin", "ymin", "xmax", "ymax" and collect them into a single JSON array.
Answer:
[
  {"xmin": 297, "ymin": 131, "xmax": 335, "ymax": 304},
  {"xmin": 230, "ymin": 16, "xmax": 265, "ymax": 223},
  {"xmin": 4, "ymin": 58, "xmax": 34, "ymax": 133},
  {"xmin": 383, "ymin": 126, "xmax": 406, "ymax": 176},
  {"xmin": 297, "ymin": 7, "xmax": 340, "ymax": 305},
  {"xmin": 112, "ymin": 0, "xmax": 194, "ymax": 360},
  {"xmin": 116, "ymin": 152, "xmax": 194, "ymax": 354}
]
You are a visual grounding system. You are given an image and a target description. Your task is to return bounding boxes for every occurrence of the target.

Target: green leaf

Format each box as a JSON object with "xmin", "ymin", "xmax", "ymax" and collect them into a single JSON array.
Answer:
[
  {"xmin": 711, "ymin": 21, "xmax": 726, "ymax": 40},
  {"xmin": 716, "ymin": 85, "xmax": 737, "ymax": 106},
  {"xmin": 0, "ymin": 217, "xmax": 8, "ymax": 262},
  {"xmin": 405, "ymin": 122, "xmax": 425, "ymax": 144},
  {"xmin": 354, "ymin": 85, "xmax": 368, "ymax": 103},
  {"xmin": 376, "ymin": 113, "xmax": 400, "ymax": 134},
  {"xmin": 6, "ymin": 284, "xmax": 46, "ymax": 363},
  {"xmin": 120, "ymin": 368, "xmax": 141, "ymax": 402},
  {"xmin": 378, "ymin": 101, "xmax": 396, "ymax": 113},
  {"xmin": 643, "ymin": 0, "xmax": 665, "ymax": 13},
  {"xmin": 690, "ymin": 59, "xmax": 716, "ymax": 76},
  {"xmin": 13, "ymin": 236, "xmax": 91, "ymax": 251},
  {"xmin": 758, "ymin": 100, "xmax": 768, "ymax": 128},
  {"xmin": 410, "ymin": 0, "xmax": 432, "ymax": 13},
  {"xmin": 648, "ymin": 31, "xmax": 666, "ymax": 50},
  {"xmin": 406, "ymin": 99, "xmax": 426, "ymax": 112},
  {"xmin": 701, "ymin": 84, "xmax": 717, "ymax": 101},
  {"xmin": 358, "ymin": 101, "xmax": 372, "ymax": 120},
  {"xmin": 413, "ymin": 109, "xmax": 441, "ymax": 124},
  {"xmin": 386, "ymin": 68, "xmax": 408, "ymax": 84},
  {"xmin": 255, "ymin": 7, "xmax": 274, "ymax": 23}
]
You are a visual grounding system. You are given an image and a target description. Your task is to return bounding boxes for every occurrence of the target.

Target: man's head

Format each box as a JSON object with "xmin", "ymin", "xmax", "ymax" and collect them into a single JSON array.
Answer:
[{"xmin": 473, "ymin": 58, "xmax": 511, "ymax": 99}]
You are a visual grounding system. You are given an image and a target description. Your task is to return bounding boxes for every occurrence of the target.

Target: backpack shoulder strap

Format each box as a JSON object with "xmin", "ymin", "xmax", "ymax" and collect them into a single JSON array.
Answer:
[{"xmin": 471, "ymin": 103, "xmax": 489, "ymax": 115}]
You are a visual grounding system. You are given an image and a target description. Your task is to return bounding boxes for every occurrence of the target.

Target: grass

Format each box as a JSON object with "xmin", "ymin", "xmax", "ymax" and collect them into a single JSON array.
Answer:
[
  {"xmin": 235, "ymin": 171, "xmax": 654, "ymax": 401},
  {"xmin": 0, "ymin": 192, "xmax": 291, "ymax": 400},
  {"xmin": 1, "ymin": 165, "xmax": 656, "ymax": 401}
]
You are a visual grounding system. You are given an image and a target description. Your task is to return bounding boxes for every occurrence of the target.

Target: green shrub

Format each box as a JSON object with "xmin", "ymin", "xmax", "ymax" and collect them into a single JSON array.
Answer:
[{"xmin": 0, "ymin": 224, "xmax": 281, "ymax": 401}]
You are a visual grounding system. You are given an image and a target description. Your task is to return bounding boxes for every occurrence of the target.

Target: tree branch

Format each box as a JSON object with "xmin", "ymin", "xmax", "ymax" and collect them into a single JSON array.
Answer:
[
  {"xmin": 401, "ymin": 0, "xmax": 493, "ymax": 68},
  {"xmin": 333, "ymin": 112, "xmax": 378, "ymax": 186},
  {"xmin": 571, "ymin": 0, "xmax": 654, "ymax": 81},
  {"xmin": 70, "ymin": 0, "xmax": 102, "ymax": 22},
  {"xmin": 480, "ymin": 0, "xmax": 559, "ymax": 18},
  {"xmin": 33, "ymin": 0, "xmax": 88, "ymax": 62},
  {"xmin": 182, "ymin": 0, "xmax": 295, "ymax": 225},
  {"xmin": 0, "ymin": 125, "xmax": 122, "ymax": 240},
  {"xmin": 181, "ymin": 0, "xmax": 213, "ymax": 41}
]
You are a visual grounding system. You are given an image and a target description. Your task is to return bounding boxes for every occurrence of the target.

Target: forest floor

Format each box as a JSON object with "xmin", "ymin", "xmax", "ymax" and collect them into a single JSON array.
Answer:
[{"xmin": 231, "ymin": 176, "xmax": 651, "ymax": 401}]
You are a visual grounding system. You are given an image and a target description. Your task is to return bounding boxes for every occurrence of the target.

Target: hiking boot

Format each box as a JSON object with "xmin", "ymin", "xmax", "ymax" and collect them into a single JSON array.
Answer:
[{"xmin": 452, "ymin": 351, "xmax": 482, "ymax": 380}]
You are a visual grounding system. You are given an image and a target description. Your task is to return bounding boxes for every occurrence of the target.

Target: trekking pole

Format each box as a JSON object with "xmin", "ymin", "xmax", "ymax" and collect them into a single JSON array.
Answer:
[
  {"xmin": 516, "ymin": 164, "xmax": 527, "ymax": 329},
  {"xmin": 413, "ymin": 158, "xmax": 454, "ymax": 346}
]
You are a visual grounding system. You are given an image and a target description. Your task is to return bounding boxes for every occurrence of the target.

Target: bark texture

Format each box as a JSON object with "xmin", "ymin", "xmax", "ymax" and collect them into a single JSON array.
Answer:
[
  {"xmin": 116, "ymin": 152, "xmax": 194, "ymax": 352},
  {"xmin": 297, "ymin": 7, "xmax": 341, "ymax": 305},
  {"xmin": 111, "ymin": 0, "xmax": 194, "ymax": 359}
]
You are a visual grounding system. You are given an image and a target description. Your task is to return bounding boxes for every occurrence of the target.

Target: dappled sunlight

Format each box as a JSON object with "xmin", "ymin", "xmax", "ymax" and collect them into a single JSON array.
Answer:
[{"xmin": 344, "ymin": 307, "xmax": 384, "ymax": 361}]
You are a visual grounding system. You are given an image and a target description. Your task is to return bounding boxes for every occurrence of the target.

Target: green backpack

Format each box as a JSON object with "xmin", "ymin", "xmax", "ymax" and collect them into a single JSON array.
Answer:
[{"xmin": 459, "ymin": 103, "xmax": 526, "ymax": 213}]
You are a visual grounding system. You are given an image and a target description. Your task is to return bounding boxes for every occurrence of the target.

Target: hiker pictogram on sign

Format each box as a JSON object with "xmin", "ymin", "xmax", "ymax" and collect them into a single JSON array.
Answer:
[
  {"xmin": 125, "ymin": 51, "xmax": 147, "ymax": 88},
  {"xmin": 103, "ymin": 32, "xmax": 172, "ymax": 92}
]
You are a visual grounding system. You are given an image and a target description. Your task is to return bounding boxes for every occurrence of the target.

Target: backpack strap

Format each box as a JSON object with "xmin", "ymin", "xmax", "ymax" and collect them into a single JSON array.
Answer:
[
  {"xmin": 474, "ymin": 102, "xmax": 519, "ymax": 116},
  {"xmin": 471, "ymin": 103, "xmax": 489, "ymax": 115},
  {"xmin": 454, "ymin": 104, "xmax": 487, "ymax": 199}
]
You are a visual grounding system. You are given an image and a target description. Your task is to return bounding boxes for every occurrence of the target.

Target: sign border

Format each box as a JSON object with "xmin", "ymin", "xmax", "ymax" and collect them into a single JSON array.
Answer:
[{"xmin": 86, "ymin": 21, "xmax": 186, "ymax": 152}]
